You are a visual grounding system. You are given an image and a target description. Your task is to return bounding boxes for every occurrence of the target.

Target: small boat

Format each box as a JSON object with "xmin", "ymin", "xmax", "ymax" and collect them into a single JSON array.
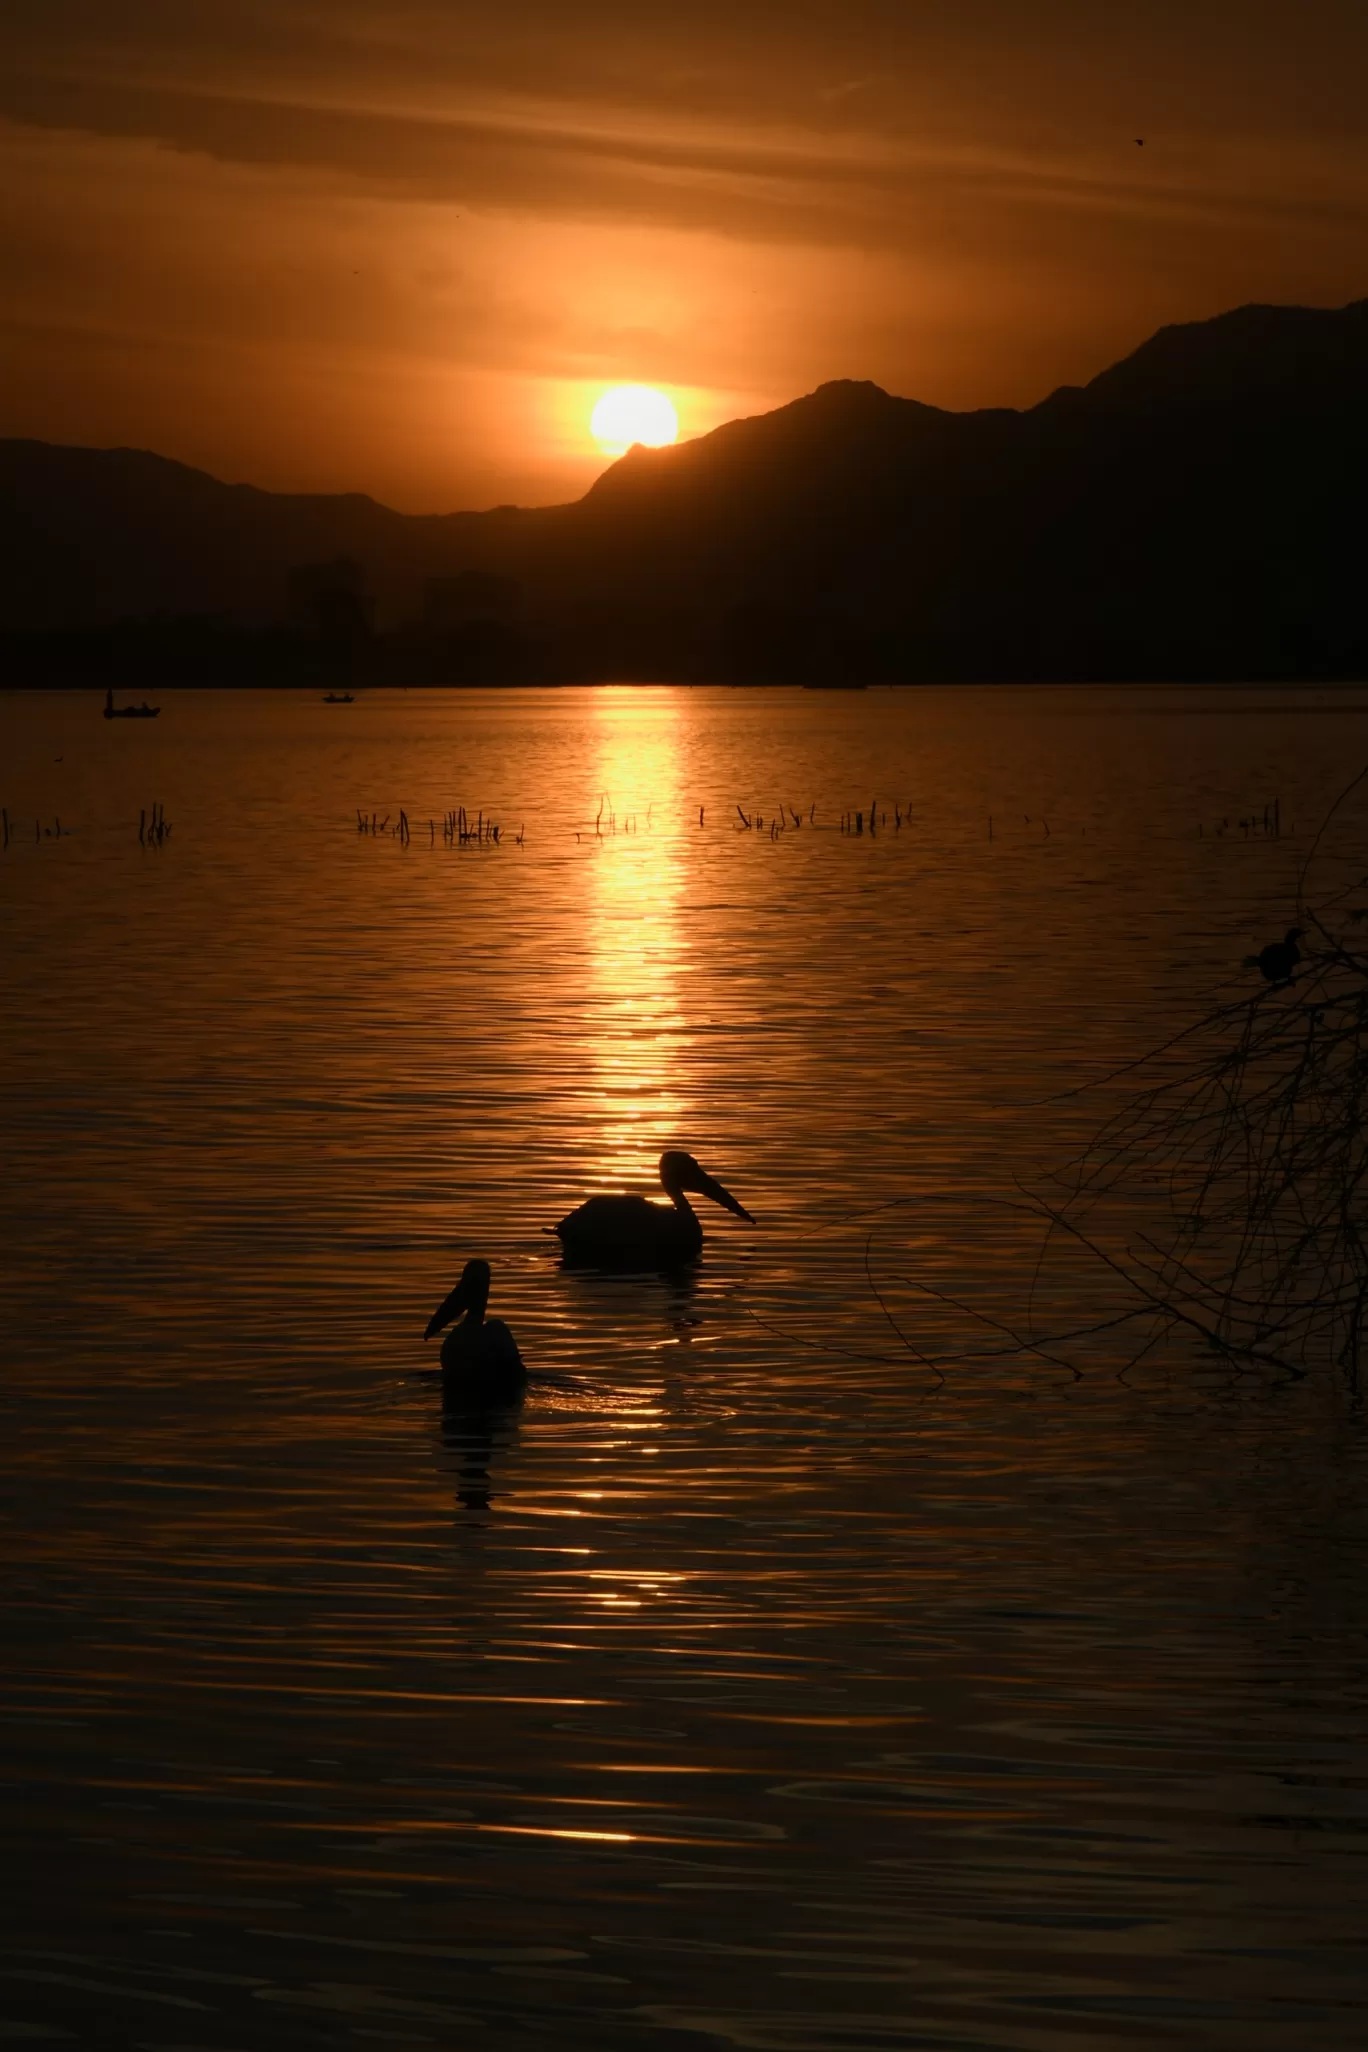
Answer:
[
  {"xmin": 550, "ymin": 1150, "xmax": 755, "ymax": 1269},
  {"xmin": 322, "ymin": 692, "xmax": 355, "ymax": 704},
  {"xmin": 425, "ymin": 1259, "xmax": 526, "ymax": 1401},
  {"xmin": 103, "ymin": 689, "xmax": 160, "ymax": 719}
]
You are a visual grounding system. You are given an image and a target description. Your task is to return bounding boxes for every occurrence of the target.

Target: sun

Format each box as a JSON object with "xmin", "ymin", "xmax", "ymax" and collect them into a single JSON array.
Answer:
[{"xmin": 590, "ymin": 385, "xmax": 679, "ymax": 459}]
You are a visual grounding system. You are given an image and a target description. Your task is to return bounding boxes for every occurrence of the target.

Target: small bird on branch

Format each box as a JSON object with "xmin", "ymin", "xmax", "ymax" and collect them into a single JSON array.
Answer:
[{"xmin": 1244, "ymin": 927, "xmax": 1303, "ymax": 984}]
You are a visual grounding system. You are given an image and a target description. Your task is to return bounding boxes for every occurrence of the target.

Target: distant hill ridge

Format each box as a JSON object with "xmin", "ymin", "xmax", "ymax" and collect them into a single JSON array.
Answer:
[{"xmin": 4, "ymin": 296, "xmax": 1366, "ymax": 681}]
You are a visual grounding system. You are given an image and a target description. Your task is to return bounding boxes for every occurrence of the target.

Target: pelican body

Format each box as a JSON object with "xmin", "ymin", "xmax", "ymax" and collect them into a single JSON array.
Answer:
[
  {"xmin": 425, "ymin": 1259, "xmax": 525, "ymax": 1401},
  {"xmin": 551, "ymin": 1150, "xmax": 755, "ymax": 1270}
]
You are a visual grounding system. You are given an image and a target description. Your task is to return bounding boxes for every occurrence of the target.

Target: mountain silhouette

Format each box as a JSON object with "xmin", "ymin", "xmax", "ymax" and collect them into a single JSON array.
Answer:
[{"xmin": 4, "ymin": 297, "xmax": 1366, "ymax": 683}]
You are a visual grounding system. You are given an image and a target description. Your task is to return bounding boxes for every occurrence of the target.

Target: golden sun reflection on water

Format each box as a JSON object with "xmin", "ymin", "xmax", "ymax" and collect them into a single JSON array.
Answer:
[
  {"xmin": 585, "ymin": 689, "xmax": 690, "ymax": 1189},
  {"xmin": 5, "ymin": 688, "xmax": 1368, "ymax": 2046}
]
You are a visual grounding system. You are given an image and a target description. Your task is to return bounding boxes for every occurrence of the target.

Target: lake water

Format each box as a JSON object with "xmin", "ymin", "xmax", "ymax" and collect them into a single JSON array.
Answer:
[{"xmin": 3, "ymin": 684, "xmax": 1367, "ymax": 2050}]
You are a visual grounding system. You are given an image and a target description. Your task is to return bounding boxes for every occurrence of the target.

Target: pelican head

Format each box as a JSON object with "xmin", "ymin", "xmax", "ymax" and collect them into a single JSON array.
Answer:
[
  {"xmin": 425, "ymin": 1258, "xmax": 491, "ymax": 1340},
  {"xmin": 659, "ymin": 1150, "xmax": 755, "ymax": 1223}
]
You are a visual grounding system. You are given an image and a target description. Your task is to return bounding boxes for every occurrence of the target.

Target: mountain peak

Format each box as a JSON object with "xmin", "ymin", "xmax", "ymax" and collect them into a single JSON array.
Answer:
[
  {"xmin": 4, "ymin": 295, "xmax": 1366, "ymax": 681},
  {"xmin": 1078, "ymin": 297, "xmax": 1368, "ymax": 411},
  {"xmin": 807, "ymin": 379, "xmax": 894, "ymax": 404}
]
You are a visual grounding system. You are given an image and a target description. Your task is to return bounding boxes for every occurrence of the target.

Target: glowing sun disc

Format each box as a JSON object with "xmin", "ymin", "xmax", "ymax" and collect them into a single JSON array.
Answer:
[{"xmin": 591, "ymin": 385, "xmax": 679, "ymax": 458}]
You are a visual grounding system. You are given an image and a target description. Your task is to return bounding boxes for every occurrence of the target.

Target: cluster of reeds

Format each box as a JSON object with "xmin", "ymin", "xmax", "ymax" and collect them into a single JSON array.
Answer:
[
  {"xmin": 729, "ymin": 798, "xmax": 914, "ymax": 839},
  {"xmin": 571, "ymin": 797, "xmax": 648, "ymax": 843},
  {"xmin": 1203, "ymin": 800, "xmax": 1282, "ymax": 839},
  {"xmin": 735, "ymin": 802, "xmax": 814, "ymax": 837},
  {"xmin": 439, "ymin": 806, "xmax": 518, "ymax": 846},
  {"xmin": 1, "ymin": 809, "xmax": 70, "ymax": 847},
  {"xmin": 840, "ymin": 800, "xmax": 911, "ymax": 835},
  {"xmin": 357, "ymin": 807, "xmax": 520, "ymax": 847},
  {"xmin": 139, "ymin": 802, "xmax": 170, "ymax": 846},
  {"xmin": 988, "ymin": 813, "xmax": 1054, "ymax": 839},
  {"xmin": 592, "ymin": 796, "xmax": 645, "ymax": 835}
]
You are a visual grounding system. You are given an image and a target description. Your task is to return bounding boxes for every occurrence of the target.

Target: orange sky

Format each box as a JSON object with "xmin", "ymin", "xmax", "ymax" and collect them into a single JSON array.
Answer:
[{"xmin": 2, "ymin": 1, "xmax": 1366, "ymax": 510}]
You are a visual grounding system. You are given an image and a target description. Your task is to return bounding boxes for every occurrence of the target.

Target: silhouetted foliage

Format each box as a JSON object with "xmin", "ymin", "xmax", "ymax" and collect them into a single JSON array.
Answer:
[
  {"xmin": 423, "ymin": 571, "xmax": 521, "ymax": 631},
  {"xmin": 288, "ymin": 556, "xmax": 373, "ymax": 648},
  {"xmin": 1031, "ymin": 774, "xmax": 1368, "ymax": 1382}
]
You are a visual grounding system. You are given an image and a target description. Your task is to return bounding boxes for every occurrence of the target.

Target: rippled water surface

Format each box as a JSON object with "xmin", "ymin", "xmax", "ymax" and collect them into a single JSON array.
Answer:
[{"xmin": 3, "ymin": 685, "xmax": 1368, "ymax": 2049}]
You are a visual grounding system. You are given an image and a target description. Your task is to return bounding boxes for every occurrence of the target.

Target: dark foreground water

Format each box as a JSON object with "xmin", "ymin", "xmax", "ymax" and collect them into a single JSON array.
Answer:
[{"xmin": 2, "ymin": 685, "xmax": 1367, "ymax": 2050}]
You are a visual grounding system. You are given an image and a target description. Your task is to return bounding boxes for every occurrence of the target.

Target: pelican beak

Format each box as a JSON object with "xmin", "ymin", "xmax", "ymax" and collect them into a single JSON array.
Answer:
[
  {"xmin": 425, "ymin": 1275, "xmax": 471, "ymax": 1339},
  {"xmin": 692, "ymin": 1167, "xmax": 755, "ymax": 1224}
]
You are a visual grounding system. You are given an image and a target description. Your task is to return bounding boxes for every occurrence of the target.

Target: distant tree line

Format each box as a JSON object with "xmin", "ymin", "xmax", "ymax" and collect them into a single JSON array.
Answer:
[{"xmin": 7, "ymin": 535, "xmax": 1367, "ymax": 690}]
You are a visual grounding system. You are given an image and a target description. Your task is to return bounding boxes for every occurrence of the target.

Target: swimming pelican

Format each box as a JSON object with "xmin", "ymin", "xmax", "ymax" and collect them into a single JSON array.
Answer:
[
  {"xmin": 424, "ymin": 1259, "xmax": 526, "ymax": 1399},
  {"xmin": 550, "ymin": 1150, "xmax": 755, "ymax": 1269}
]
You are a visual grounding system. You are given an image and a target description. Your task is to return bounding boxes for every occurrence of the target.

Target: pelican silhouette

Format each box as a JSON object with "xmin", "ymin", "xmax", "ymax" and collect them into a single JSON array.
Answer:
[
  {"xmin": 424, "ymin": 1259, "xmax": 525, "ymax": 1399},
  {"xmin": 550, "ymin": 1150, "xmax": 755, "ymax": 1269},
  {"xmin": 1243, "ymin": 927, "xmax": 1303, "ymax": 984}
]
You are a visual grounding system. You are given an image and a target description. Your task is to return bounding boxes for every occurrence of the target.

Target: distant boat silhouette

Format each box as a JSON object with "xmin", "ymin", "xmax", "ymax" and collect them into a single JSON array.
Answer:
[
  {"xmin": 550, "ymin": 1150, "xmax": 755, "ymax": 1269},
  {"xmin": 103, "ymin": 688, "xmax": 160, "ymax": 719},
  {"xmin": 322, "ymin": 691, "xmax": 354, "ymax": 703},
  {"xmin": 425, "ymin": 1258, "xmax": 525, "ymax": 1400},
  {"xmin": 1244, "ymin": 927, "xmax": 1303, "ymax": 984}
]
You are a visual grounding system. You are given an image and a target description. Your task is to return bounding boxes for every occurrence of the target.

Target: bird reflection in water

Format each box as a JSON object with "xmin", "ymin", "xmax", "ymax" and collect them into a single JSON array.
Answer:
[
  {"xmin": 440, "ymin": 1395, "xmax": 521, "ymax": 1513},
  {"xmin": 557, "ymin": 1254, "xmax": 704, "ymax": 1340}
]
